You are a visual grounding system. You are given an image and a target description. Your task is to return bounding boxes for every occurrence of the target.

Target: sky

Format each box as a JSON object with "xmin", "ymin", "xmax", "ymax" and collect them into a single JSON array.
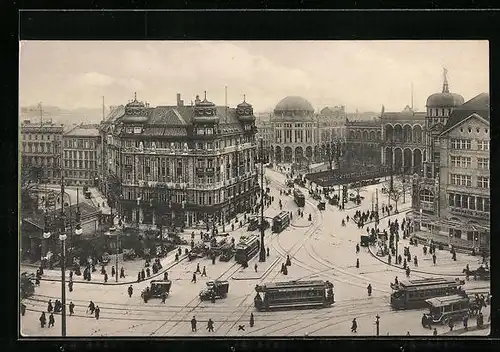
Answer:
[{"xmin": 19, "ymin": 41, "xmax": 489, "ymax": 113}]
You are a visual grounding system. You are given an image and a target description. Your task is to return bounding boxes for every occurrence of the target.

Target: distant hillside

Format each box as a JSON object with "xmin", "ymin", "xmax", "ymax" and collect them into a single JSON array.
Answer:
[{"xmin": 20, "ymin": 105, "xmax": 105, "ymax": 125}]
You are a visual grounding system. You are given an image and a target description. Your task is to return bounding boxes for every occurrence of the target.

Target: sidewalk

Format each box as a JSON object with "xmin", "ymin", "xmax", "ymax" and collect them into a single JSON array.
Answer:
[
  {"xmin": 88, "ymin": 187, "xmax": 111, "ymax": 215},
  {"xmin": 440, "ymin": 323, "xmax": 490, "ymax": 336},
  {"xmin": 21, "ymin": 247, "xmax": 190, "ymax": 286}
]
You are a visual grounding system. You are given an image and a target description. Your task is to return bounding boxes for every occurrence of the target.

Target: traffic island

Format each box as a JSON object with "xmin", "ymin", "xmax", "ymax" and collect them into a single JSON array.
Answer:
[{"xmin": 26, "ymin": 252, "xmax": 189, "ymax": 286}]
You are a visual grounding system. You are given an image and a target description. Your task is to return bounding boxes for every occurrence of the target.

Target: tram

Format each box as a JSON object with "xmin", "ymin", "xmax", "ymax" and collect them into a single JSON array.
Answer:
[
  {"xmin": 254, "ymin": 280, "xmax": 334, "ymax": 311},
  {"xmin": 293, "ymin": 189, "xmax": 305, "ymax": 207},
  {"xmin": 390, "ymin": 277, "xmax": 466, "ymax": 310},
  {"xmin": 234, "ymin": 235, "xmax": 260, "ymax": 264},
  {"xmin": 272, "ymin": 211, "xmax": 290, "ymax": 233}
]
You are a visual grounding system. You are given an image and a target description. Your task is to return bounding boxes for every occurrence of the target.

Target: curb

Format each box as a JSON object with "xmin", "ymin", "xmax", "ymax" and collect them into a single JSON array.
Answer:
[
  {"xmin": 367, "ymin": 246, "xmax": 465, "ymax": 277},
  {"xmin": 36, "ymin": 255, "xmax": 189, "ymax": 286},
  {"xmin": 232, "ymin": 257, "xmax": 280, "ymax": 281},
  {"xmin": 440, "ymin": 323, "xmax": 490, "ymax": 336}
]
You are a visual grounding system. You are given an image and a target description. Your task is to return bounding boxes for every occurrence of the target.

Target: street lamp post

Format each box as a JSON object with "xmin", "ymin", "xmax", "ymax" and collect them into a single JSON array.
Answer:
[
  {"xmin": 258, "ymin": 137, "xmax": 266, "ymax": 262},
  {"xmin": 375, "ymin": 314, "xmax": 380, "ymax": 336},
  {"xmin": 59, "ymin": 175, "xmax": 67, "ymax": 337}
]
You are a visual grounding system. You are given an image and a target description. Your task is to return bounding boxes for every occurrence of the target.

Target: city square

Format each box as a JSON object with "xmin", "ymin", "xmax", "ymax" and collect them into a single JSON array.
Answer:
[{"xmin": 19, "ymin": 41, "xmax": 490, "ymax": 337}]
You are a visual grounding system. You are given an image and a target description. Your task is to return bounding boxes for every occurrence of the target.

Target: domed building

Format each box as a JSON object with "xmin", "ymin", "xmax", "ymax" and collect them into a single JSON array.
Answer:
[
  {"xmin": 268, "ymin": 96, "xmax": 346, "ymax": 167},
  {"xmin": 424, "ymin": 68, "xmax": 465, "ymax": 176}
]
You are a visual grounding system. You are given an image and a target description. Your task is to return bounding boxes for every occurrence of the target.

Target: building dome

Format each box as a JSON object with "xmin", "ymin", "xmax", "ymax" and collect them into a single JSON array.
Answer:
[
  {"xmin": 274, "ymin": 96, "xmax": 314, "ymax": 114},
  {"xmin": 122, "ymin": 93, "xmax": 149, "ymax": 124},
  {"xmin": 426, "ymin": 69, "xmax": 464, "ymax": 108},
  {"xmin": 426, "ymin": 92, "xmax": 464, "ymax": 108}
]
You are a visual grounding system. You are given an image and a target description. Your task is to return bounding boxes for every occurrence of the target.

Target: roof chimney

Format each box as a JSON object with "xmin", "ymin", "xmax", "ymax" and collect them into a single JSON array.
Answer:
[{"xmin": 177, "ymin": 93, "xmax": 184, "ymax": 107}]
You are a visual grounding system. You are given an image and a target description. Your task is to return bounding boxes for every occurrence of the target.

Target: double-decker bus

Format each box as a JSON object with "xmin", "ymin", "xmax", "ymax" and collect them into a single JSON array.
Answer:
[
  {"xmin": 254, "ymin": 280, "xmax": 334, "ymax": 311},
  {"xmin": 272, "ymin": 211, "xmax": 290, "ymax": 233},
  {"xmin": 234, "ymin": 235, "xmax": 260, "ymax": 264},
  {"xmin": 293, "ymin": 189, "xmax": 305, "ymax": 207},
  {"xmin": 390, "ymin": 277, "xmax": 466, "ymax": 310}
]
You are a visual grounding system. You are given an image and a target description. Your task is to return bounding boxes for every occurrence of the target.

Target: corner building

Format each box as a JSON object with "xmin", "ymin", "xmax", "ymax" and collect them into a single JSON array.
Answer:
[
  {"xmin": 270, "ymin": 96, "xmax": 346, "ymax": 164},
  {"xmin": 99, "ymin": 93, "xmax": 258, "ymax": 229}
]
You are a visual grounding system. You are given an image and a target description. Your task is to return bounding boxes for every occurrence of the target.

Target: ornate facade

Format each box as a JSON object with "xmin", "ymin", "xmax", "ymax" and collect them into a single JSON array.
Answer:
[
  {"xmin": 20, "ymin": 120, "xmax": 63, "ymax": 183},
  {"xmin": 345, "ymin": 119, "xmax": 382, "ymax": 166},
  {"xmin": 380, "ymin": 106, "xmax": 426, "ymax": 175},
  {"xmin": 268, "ymin": 96, "xmax": 346, "ymax": 165},
  {"xmin": 63, "ymin": 126, "xmax": 101, "ymax": 186},
  {"xmin": 410, "ymin": 69, "xmax": 490, "ymax": 250},
  {"xmin": 99, "ymin": 93, "xmax": 258, "ymax": 229}
]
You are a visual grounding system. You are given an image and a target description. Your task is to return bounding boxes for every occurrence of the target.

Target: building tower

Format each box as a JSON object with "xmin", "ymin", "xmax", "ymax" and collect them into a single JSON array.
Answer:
[{"xmin": 423, "ymin": 68, "xmax": 464, "ymax": 178}]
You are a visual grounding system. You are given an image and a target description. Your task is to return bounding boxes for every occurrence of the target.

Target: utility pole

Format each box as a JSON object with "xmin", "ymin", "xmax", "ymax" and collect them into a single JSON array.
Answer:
[
  {"xmin": 259, "ymin": 137, "xmax": 266, "ymax": 262},
  {"xmin": 59, "ymin": 175, "xmax": 67, "ymax": 337},
  {"xmin": 375, "ymin": 315, "xmax": 380, "ymax": 336}
]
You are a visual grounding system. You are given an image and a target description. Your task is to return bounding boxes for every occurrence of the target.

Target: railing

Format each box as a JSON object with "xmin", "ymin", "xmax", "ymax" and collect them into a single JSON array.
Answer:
[{"xmin": 120, "ymin": 142, "xmax": 256, "ymax": 156}]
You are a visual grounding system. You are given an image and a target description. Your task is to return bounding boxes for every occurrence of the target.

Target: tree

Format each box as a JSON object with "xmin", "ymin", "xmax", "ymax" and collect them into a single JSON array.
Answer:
[
  {"xmin": 389, "ymin": 189, "xmax": 402, "ymax": 213},
  {"xmin": 395, "ymin": 173, "xmax": 412, "ymax": 204},
  {"xmin": 20, "ymin": 165, "xmax": 42, "ymax": 211}
]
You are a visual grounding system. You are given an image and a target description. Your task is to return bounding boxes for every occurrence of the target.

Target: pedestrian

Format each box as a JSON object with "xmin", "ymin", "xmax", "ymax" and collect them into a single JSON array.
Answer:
[
  {"xmin": 146, "ymin": 267, "xmax": 151, "ymax": 278},
  {"xmin": 40, "ymin": 312, "xmax": 46, "ymax": 328},
  {"xmin": 104, "ymin": 272, "xmax": 108, "ymax": 283},
  {"xmin": 394, "ymin": 276, "xmax": 398, "ymax": 285},
  {"xmin": 95, "ymin": 306, "xmax": 100, "ymax": 320},
  {"xmin": 249, "ymin": 313, "xmax": 254, "ymax": 327},
  {"xmin": 120, "ymin": 267, "xmax": 125, "ymax": 278},
  {"xmin": 69, "ymin": 302, "xmax": 75, "ymax": 316},
  {"xmin": 254, "ymin": 263, "xmax": 258, "ymax": 272},
  {"xmin": 161, "ymin": 293, "xmax": 167, "ymax": 303},
  {"xmin": 414, "ymin": 256, "xmax": 418, "ymax": 267},
  {"xmin": 191, "ymin": 316, "xmax": 197, "ymax": 332},
  {"xmin": 286, "ymin": 255, "xmax": 291, "ymax": 266},
  {"xmin": 356, "ymin": 244, "xmax": 360, "ymax": 254},
  {"xmin": 128, "ymin": 285, "xmax": 133, "ymax": 298},
  {"xmin": 432, "ymin": 254, "xmax": 437, "ymax": 265},
  {"xmin": 21, "ymin": 303, "xmax": 26, "ymax": 316},
  {"xmin": 367, "ymin": 284, "xmax": 372, "ymax": 297},
  {"xmin": 88, "ymin": 301, "xmax": 95, "ymax": 315},
  {"xmin": 48, "ymin": 313, "xmax": 55, "ymax": 328},
  {"xmin": 196, "ymin": 263, "xmax": 201, "ymax": 274},
  {"xmin": 68, "ymin": 280, "xmax": 73, "ymax": 292},
  {"xmin": 403, "ymin": 258, "xmax": 407, "ymax": 269},
  {"xmin": 463, "ymin": 315, "xmax": 468, "ymax": 331},
  {"xmin": 137, "ymin": 272, "xmax": 141, "ymax": 282},
  {"xmin": 351, "ymin": 318, "xmax": 357, "ymax": 333},
  {"xmin": 406, "ymin": 331, "xmax": 410, "ymax": 336},
  {"xmin": 47, "ymin": 299, "xmax": 53, "ymax": 313},
  {"xmin": 406, "ymin": 267, "xmax": 411, "ymax": 278},
  {"xmin": 111, "ymin": 266, "xmax": 116, "ymax": 278},
  {"xmin": 267, "ymin": 247, "xmax": 270, "ymax": 257},
  {"xmin": 448, "ymin": 319, "xmax": 454, "ymax": 331},
  {"xmin": 423, "ymin": 246, "xmax": 427, "ymax": 256},
  {"xmin": 69, "ymin": 270, "xmax": 73, "ymax": 280},
  {"xmin": 356, "ymin": 258, "xmax": 359, "ymax": 269},
  {"xmin": 192, "ymin": 273, "xmax": 197, "ymax": 283},
  {"xmin": 422, "ymin": 313, "xmax": 428, "ymax": 328},
  {"xmin": 433, "ymin": 328, "xmax": 438, "ymax": 336},
  {"xmin": 164, "ymin": 271, "xmax": 169, "ymax": 281},
  {"xmin": 207, "ymin": 318, "xmax": 214, "ymax": 332},
  {"xmin": 200, "ymin": 266, "xmax": 207, "ymax": 277},
  {"xmin": 141, "ymin": 269, "xmax": 145, "ymax": 281},
  {"xmin": 388, "ymin": 254, "xmax": 392, "ymax": 265}
]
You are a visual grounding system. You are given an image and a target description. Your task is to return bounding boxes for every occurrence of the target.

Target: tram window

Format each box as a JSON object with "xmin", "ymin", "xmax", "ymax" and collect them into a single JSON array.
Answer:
[{"xmin": 444, "ymin": 305, "xmax": 451, "ymax": 313}]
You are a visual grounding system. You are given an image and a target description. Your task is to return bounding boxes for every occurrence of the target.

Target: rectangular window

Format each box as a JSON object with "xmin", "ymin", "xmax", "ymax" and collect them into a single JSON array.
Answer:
[
  {"xmin": 477, "ymin": 176, "xmax": 489, "ymax": 189},
  {"xmin": 478, "ymin": 158, "xmax": 489, "ymax": 170},
  {"xmin": 485, "ymin": 198, "xmax": 490, "ymax": 212},
  {"xmin": 478, "ymin": 141, "xmax": 490, "ymax": 151},
  {"xmin": 450, "ymin": 174, "xmax": 471, "ymax": 187},
  {"xmin": 476, "ymin": 197, "xmax": 484, "ymax": 211}
]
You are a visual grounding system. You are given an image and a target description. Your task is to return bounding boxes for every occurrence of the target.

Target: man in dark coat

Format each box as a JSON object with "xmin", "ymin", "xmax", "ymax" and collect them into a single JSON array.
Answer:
[
  {"xmin": 249, "ymin": 313, "xmax": 254, "ymax": 327},
  {"xmin": 95, "ymin": 306, "xmax": 100, "ymax": 320},
  {"xmin": 40, "ymin": 312, "xmax": 46, "ymax": 328},
  {"xmin": 120, "ymin": 267, "xmax": 125, "ymax": 278},
  {"xmin": 128, "ymin": 285, "xmax": 133, "ymax": 298},
  {"xmin": 351, "ymin": 318, "xmax": 357, "ymax": 333},
  {"xmin": 207, "ymin": 318, "xmax": 214, "ymax": 332},
  {"xmin": 69, "ymin": 302, "xmax": 75, "ymax": 316},
  {"xmin": 191, "ymin": 316, "xmax": 197, "ymax": 332},
  {"xmin": 48, "ymin": 313, "xmax": 55, "ymax": 328}
]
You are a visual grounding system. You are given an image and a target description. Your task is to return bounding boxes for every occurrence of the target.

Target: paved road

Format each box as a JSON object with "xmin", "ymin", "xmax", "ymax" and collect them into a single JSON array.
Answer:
[{"xmin": 21, "ymin": 169, "xmax": 490, "ymax": 337}]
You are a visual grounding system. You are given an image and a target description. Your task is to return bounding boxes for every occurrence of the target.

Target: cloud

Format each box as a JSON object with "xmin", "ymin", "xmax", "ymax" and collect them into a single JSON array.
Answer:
[{"xmin": 75, "ymin": 72, "xmax": 115, "ymax": 87}]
